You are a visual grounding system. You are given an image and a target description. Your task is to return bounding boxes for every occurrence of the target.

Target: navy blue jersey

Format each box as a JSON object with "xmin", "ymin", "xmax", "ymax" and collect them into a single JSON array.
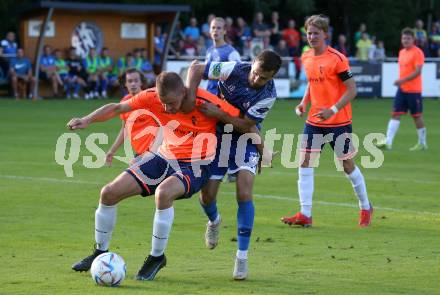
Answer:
[
  {"xmin": 205, "ymin": 44, "xmax": 241, "ymax": 95},
  {"xmin": 204, "ymin": 61, "xmax": 277, "ymax": 124}
]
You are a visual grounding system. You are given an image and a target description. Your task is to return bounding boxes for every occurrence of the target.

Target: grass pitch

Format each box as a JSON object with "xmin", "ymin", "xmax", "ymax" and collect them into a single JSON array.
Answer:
[{"xmin": 0, "ymin": 98, "xmax": 439, "ymax": 295}]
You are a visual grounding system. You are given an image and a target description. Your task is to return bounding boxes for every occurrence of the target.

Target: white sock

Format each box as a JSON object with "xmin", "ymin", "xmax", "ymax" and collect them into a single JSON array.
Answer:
[
  {"xmin": 236, "ymin": 249, "xmax": 248, "ymax": 260},
  {"xmin": 151, "ymin": 207, "xmax": 174, "ymax": 257},
  {"xmin": 208, "ymin": 214, "xmax": 221, "ymax": 225},
  {"xmin": 95, "ymin": 203, "xmax": 117, "ymax": 251},
  {"xmin": 417, "ymin": 127, "xmax": 426, "ymax": 145},
  {"xmin": 346, "ymin": 166, "xmax": 370, "ymax": 210},
  {"xmin": 298, "ymin": 167, "xmax": 314, "ymax": 217},
  {"xmin": 386, "ymin": 119, "xmax": 400, "ymax": 146}
]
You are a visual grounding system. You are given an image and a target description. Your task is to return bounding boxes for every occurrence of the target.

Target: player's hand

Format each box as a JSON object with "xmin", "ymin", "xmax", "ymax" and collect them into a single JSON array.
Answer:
[
  {"xmin": 67, "ymin": 117, "xmax": 89, "ymax": 130},
  {"xmin": 394, "ymin": 79, "xmax": 403, "ymax": 86},
  {"xmin": 105, "ymin": 151, "xmax": 114, "ymax": 166},
  {"xmin": 295, "ymin": 103, "xmax": 306, "ymax": 117},
  {"xmin": 312, "ymin": 107, "xmax": 335, "ymax": 122},
  {"xmin": 197, "ymin": 101, "xmax": 224, "ymax": 118}
]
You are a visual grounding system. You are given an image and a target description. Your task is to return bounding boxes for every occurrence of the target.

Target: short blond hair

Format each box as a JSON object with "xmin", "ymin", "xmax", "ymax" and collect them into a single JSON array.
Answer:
[{"xmin": 305, "ymin": 14, "xmax": 330, "ymax": 33}]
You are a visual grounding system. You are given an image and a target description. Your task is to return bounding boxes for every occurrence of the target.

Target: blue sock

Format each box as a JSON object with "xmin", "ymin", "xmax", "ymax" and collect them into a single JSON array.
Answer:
[
  {"xmin": 200, "ymin": 200, "xmax": 218, "ymax": 222},
  {"xmin": 237, "ymin": 200, "xmax": 254, "ymax": 251}
]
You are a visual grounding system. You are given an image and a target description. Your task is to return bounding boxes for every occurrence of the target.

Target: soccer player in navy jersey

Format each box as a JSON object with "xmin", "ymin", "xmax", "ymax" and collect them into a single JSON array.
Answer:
[{"xmin": 187, "ymin": 50, "xmax": 282, "ymax": 280}]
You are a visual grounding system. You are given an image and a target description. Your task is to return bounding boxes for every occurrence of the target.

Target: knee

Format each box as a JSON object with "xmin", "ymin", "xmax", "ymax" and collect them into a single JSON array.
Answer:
[
  {"xmin": 343, "ymin": 160, "xmax": 355, "ymax": 174},
  {"xmin": 237, "ymin": 190, "xmax": 252, "ymax": 202},
  {"xmin": 100, "ymin": 184, "xmax": 118, "ymax": 205},
  {"xmin": 155, "ymin": 187, "xmax": 173, "ymax": 208}
]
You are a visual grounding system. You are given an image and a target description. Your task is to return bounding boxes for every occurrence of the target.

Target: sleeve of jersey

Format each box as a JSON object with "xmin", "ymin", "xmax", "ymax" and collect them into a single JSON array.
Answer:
[
  {"xmin": 204, "ymin": 94, "xmax": 240, "ymax": 117},
  {"xmin": 124, "ymin": 91, "xmax": 151, "ymax": 111},
  {"xmin": 228, "ymin": 50, "xmax": 241, "ymax": 62},
  {"xmin": 246, "ymin": 96, "xmax": 276, "ymax": 123},
  {"xmin": 415, "ymin": 50, "xmax": 425, "ymax": 66},
  {"xmin": 336, "ymin": 57, "xmax": 353, "ymax": 82},
  {"xmin": 203, "ymin": 61, "xmax": 237, "ymax": 81}
]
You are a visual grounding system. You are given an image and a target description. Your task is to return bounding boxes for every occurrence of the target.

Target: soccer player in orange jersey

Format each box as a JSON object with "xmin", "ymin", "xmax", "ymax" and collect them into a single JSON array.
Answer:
[
  {"xmin": 68, "ymin": 72, "xmax": 259, "ymax": 281},
  {"xmin": 105, "ymin": 68, "xmax": 159, "ymax": 166},
  {"xmin": 376, "ymin": 28, "xmax": 427, "ymax": 151},
  {"xmin": 281, "ymin": 15, "xmax": 373, "ymax": 228}
]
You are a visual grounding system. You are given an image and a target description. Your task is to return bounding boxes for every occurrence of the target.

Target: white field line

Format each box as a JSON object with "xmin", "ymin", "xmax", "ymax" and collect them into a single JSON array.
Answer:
[
  {"xmin": 1, "ymin": 174, "xmax": 439, "ymax": 216},
  {"xmin": 222, "ymin": 192, "xmax": 440, "ymax": 217},
  {"xmin": 264, "ymin": 170, "xmax": 440, "ymax": 185}
]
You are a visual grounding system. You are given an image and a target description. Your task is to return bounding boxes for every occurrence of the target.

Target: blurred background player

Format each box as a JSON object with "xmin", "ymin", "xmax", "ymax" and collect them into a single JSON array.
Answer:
[
  {"xmin": 105, "ymin": 68, "xmax": 159, "ymax": 166},
  {"xmin": 205, "ymin": 17, "xmax": 241, "ymax": 95},
  {"xmin": 281, "ymin": 15, "xmax": 373, "ymax": 228},
  {"xmin": 376, "ymin": 28, "xmax": 427, "ymax": 151}
]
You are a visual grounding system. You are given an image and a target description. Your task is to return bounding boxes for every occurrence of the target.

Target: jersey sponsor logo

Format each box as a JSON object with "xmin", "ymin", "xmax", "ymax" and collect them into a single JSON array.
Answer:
[{"xmin": 212, "ymin": 63, "xmax": 222, "ymax": 78}]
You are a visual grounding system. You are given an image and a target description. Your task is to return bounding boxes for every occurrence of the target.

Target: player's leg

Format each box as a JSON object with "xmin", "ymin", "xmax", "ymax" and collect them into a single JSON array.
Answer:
[
  {"xmin": 72, "ymin": 171, "xmax": 142, "ymax": 272},
  {"xmin": 233, "ymin": 169, "xmax": 255, "ymax": 280},
  {"xmin": 342, "ymin": 158, "xmax": 373, "ymax": 226},
  {"xmin": 333, "ymin": 126, "xmax": 373, "ymax": 227},
  {"xmin": 200, "ymin": 179, "xmax": 222, "ymax": 249},
  {"xmin": 137, "ymin": 160, "xmax": 210, "ymax": 281},
  {"xmin": 282, "ymin": 124, "xmax": 320, "ymax": 227},
  {"xmin": 135, "ymin": 175, "xmax": 185, "ymax": 281},
  {"xmin": 378, "ymin": 89, "xmax": 406, "ymax": 149},
  {"xmin": 408, "ymin": 93, "xmax": 427, "ymax": 151},
  {"xmin": 200, "ymin": 146, "xmax": 226, "ymax": 249}
]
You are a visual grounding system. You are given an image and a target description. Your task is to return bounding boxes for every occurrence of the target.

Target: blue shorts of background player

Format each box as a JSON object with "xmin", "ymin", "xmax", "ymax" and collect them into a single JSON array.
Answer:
[
  {"xmin": 393, "ymin": 88, "xmax": 423, "ymax": 118},
  {"xmin": 126, "ymin": 152, "xmax": 212, "ymax": 199},
  {"xmin": 300, "ymin": 123, "xmax": 357, "ymax": 161}
]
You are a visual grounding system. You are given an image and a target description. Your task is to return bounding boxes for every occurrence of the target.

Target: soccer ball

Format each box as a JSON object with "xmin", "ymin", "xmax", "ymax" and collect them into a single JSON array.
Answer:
[{"xmin": 90, "ymin": 252, "xmax": 126, "ymax": 287}]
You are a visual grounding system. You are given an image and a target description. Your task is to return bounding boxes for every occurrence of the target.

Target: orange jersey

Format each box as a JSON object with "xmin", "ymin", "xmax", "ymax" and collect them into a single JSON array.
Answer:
[
  {"xmin": 398, "ymin": 46, "xmax": 424, "ymax": 93},
  {"xmin": 302, "ymin": 46, "xmax": 352, "ymax": 127},
  {"xmin": 119, "ymin": 94, "xmax": 159, "ymax": 155},
  {"xmin": 124, "ymin": 87, "xmax": 240, "ymax": 162}
]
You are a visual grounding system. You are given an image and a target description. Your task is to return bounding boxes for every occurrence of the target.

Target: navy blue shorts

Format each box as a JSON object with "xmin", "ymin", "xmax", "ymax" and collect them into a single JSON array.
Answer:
[
  {"xmin": 126, "ymin": 152, "xmax": 211, "ymax": 199},
  {"xmin": 210, "ymin": 133, "xmax": 260, "ymax": 180},
  {"xmin": 300, "ymin": 123, "xmax": 357, "ymax": 160},
  {"xmin": 393, "ymin": 89, "xmax": 423, "ymax": 117}
]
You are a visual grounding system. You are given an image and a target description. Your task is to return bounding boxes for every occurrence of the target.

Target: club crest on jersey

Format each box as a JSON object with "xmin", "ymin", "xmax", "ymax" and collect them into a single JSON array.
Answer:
[
  {"xmin": 191, "ymin": 116, "xmax": 197, "ymax": 126},
  {"xmin": 243, "ymin": 102, "xmax": 251, "ymax": 109},
  {"xmin": 212, "ymin": 63, "xmax": 222, "ymax": 78}
]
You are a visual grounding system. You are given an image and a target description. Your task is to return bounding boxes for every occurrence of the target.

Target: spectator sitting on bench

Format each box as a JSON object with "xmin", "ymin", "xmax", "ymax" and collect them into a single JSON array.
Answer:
[
  {"xmin": 40, "ymin": 45, "xmax": 59, "ymax": 97},
  {"xmin": 9, "ymin": 48, "xmax": 36, "ymax": 99}
]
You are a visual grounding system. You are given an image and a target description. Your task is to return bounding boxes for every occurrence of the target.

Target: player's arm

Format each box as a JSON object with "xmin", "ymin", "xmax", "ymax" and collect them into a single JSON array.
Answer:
[
  {"xmin": 186, "ymin": 60, "xmax": 236, "ymax": 102},
  {"xmin": 394, "ymin": 65, "xmax": 422, "ymax": 86},
  {"xmin": 105, "ymin": 121, "xmax": 125, "ymax": 166},
  {"xmin": 295, "ymin": 83, "xmax": 310, "ymax": 117},
  {"xmin": 312, "ymin": 76, "xmax": 357, "ymax": 121},
  {"xmin": 67, "ymin": 102, "xmax": 132, "ymax": 130}
]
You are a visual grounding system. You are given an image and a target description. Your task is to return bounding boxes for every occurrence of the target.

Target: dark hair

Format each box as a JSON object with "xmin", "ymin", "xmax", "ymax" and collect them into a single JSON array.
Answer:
[
  {"xmin": 254, "ymin": 50, "xmax": 282, "ymax": 73},
  {"xmin": 119, "ymin": 68, "xmax": 147, "ymax": 90},
  {"xmin": 401, "ymin": 27, "xmax": 415, "ymax": 37},
  {"xmin": 156, "ymin": 72, "xmax": 184, "ymax": 97}
]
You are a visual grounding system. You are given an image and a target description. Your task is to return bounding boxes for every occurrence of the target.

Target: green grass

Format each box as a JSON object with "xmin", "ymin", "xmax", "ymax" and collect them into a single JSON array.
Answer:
[{"xmin": 0, "ymin": 98, "xmax": 439, "ymax": 295}]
